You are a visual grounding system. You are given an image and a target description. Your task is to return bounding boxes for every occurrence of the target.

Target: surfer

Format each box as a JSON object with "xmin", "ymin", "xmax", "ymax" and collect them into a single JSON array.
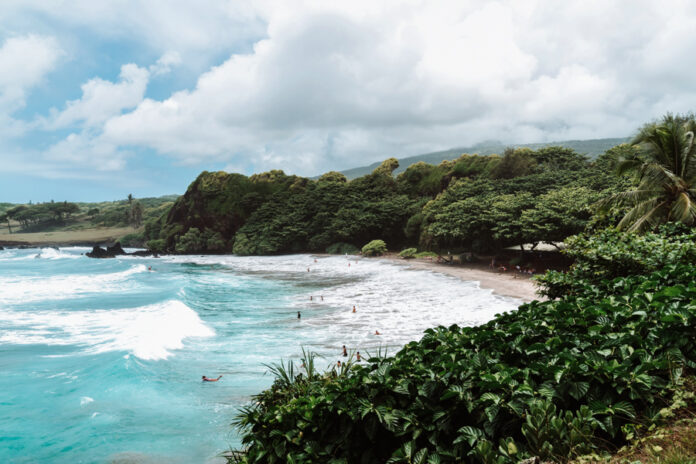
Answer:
[{"xmin": 202, "ymin": 375, "xmax": 222, "ymax": 382}]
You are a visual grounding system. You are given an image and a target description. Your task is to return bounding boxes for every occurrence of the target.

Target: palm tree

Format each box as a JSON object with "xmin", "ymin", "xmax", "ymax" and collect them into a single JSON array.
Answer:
[{"xmin": 604, "ymin": 113, "xmax": 696, "ymax": 232}]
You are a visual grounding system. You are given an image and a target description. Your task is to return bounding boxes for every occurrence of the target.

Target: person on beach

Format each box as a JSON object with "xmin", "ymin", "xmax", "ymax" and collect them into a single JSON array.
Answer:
[
  {"xmin": 342, "ymin": 345, "xmax": 347, "ymax": 357},
  {"xmin": 297, "ymin": 311, "xmax": 301, "ymax": 320},
  {"xmin": 202, "ymin": 375, "xmax": 222, "ymax": 382},
  {"xmin": 352, "ymin": 305, "xmax": 356, "ymax": 313},
  {"xmin": 356, "ymin": 351, "xmax": 361, "ymax": 362}
]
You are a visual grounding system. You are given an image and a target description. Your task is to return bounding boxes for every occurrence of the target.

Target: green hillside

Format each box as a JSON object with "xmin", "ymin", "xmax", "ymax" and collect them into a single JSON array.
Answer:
[{"xmin": 339, "ymin": 137, "xmax": 630, "ymax": 179}]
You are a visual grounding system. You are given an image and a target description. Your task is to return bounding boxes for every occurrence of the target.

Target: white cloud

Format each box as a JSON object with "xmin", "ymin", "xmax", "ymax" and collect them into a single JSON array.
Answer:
[
  {"xmin": 11, "ymin": 0, "xmax": 696, "ymax": 178},
  {"xmin": 0, "ymin": 34, "xmax": 62, "ymax": 114},
  {"xmin": 149, "ymin": 51, "xmax": 182, "ymax": 76},
  {"xmin": 46, "ymin": 63, "xmax": 150, "ymax": 129}
]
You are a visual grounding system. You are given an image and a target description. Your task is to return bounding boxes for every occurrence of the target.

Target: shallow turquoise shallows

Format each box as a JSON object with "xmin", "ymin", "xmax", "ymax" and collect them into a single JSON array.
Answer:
[{"xmin": 0, "ymin": 247, "xmax": 519, "ymax": 464}]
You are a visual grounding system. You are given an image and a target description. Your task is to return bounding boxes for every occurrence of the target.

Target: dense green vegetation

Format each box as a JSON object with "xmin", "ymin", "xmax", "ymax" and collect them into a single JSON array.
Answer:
[
  {"xmin": 340, "ymin": 137, "xmax": 629, "ymax": 179},
  {"xmin": 226, "ymin": 114, "xmax": 696, "ymax": 463},
  {"xmin": 0, "ymin": 195, "xmax": 177, "ymax": 243},
  {"xmin": 150, "ymin": 145, "xmax": 627, "ymax": 255},
  {"xmin": 603, "ymin": 114, "xmax": 696, "ymax": 232},
  {"xmin": 233, "ymin": 228, "xmax": 696, "ymax": 463}
]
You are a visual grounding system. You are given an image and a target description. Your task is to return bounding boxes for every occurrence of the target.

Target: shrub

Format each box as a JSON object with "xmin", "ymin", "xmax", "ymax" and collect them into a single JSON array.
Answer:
[
  {"xmin": 146, "ymin": 239, "xmax": 166, "ymax": 253},
  {"xmin": 361, "ymin": 239, "xmax": 387, "ymax": 256},
  {"xmin": 326, "ymin": 242, "xmax": 359, "ymax": 255},
  {"xmin": 204, "ymin": 229, "xmax": 227, "ymax": 251},
  {"xmin": 415, "ymin": 250, "xmax": 437, "ymax": 258},
  {"xmin": 399, "ymin": 247, "xmax": 417, "ymax": 259},
  {"xmin": 236, "ymin": 262, "xmax": 696, "ymax": 463},
  {"xmin": 235, "ymin": 228, "xmax": 696, "ymax": 463},
  {"xmin": 536, "ymin": 224, "xmax": 696, "ymax": 299},
  {"xmin": 119, "ymin": 232, "xmax": 145, "ymax": 247},
  {"xmin": 175, "ymin": 227, "xmax": 204, "ymax": 253}
]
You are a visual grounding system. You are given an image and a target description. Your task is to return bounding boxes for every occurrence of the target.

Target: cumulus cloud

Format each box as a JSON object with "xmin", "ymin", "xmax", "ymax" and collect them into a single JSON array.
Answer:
[
  {"xmin": 10, "ymin": 0, "xmax": 696, "ymax": 178},
  {"xmin": 104, "ymin": 0, "xmax": 680, "ymax": 173},
  {"xmin": 45, "ymin": 63, "xmax": 150, "ymax": 129},
  {"xmin": 0, "ymin": 34, "xmax": 62, "ymax": 125}
]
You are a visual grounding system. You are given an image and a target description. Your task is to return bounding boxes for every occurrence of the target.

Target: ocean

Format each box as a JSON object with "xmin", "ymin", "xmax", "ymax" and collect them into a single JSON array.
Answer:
[{"xmin": 0, "ymin": 247, "xmax": 520, "ymax": 463}]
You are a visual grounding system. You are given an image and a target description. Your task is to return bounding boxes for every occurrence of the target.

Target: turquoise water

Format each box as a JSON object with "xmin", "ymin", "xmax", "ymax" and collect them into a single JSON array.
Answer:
[{"xmin": 0, "ymin": 247, "xmax": 519, "ymax": 463}]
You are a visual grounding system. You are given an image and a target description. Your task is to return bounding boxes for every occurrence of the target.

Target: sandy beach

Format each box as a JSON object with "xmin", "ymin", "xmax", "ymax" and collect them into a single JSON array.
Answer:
[{"xmin": 384, "ymin": 256, "xmax": 542, "ymax": 302}]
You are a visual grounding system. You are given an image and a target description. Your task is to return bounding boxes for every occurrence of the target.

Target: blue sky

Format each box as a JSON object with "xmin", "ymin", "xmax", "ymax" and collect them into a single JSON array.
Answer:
[{"xmin": 2, "ymin": 1, "xmax": 696, "ymax": 203}]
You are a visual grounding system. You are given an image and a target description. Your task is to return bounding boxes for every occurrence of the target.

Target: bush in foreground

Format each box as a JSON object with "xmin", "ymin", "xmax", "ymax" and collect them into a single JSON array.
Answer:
[
  {"xmin": 362, "ymin": 239, "xmax": 387, "ymax": 256},
  {"xmin": 235, "ymin": 231, "xmax": 696, "ymax": 463},
  {"xmin": 399, "ymin": 247, "xmax": 417, "ymax": 259}
]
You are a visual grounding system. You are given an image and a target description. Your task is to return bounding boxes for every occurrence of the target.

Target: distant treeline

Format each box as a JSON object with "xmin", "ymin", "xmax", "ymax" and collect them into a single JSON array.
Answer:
[
  {"xmin": 144, "ymin": 144, "xmax": 632, "ymax": 254},
  {"xmin": 0, "ymin": 195, "xmax": 178, "ymax": 236},
  {"xmin": 0, "ymin": 201, "xmax": 79, "ymax": 232}
]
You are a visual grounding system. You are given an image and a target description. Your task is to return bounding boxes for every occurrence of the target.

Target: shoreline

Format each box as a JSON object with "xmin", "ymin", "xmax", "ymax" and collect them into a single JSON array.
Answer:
[{"xmin": 381, "ymin": 255, "xmax": 542, "ymax": 302}]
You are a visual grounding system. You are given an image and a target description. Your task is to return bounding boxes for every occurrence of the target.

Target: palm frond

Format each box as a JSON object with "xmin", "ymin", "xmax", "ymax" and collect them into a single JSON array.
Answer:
[{"xmin": 669, "ymin": 192, "xmax": 696, "ymax": 225}]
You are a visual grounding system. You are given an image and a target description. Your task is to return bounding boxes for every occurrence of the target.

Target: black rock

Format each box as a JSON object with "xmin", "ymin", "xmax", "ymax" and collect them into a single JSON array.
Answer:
[
  {"xmin": 87, "ymin": 242, "xmax": 155, "ymax": 258},
  {"xmin": 86, "ymin": 246, "xmax": 112, "ymax": 258},
  {"xmin": 106, "ymin": 242, "xmax": 126, "ymax": 256}
]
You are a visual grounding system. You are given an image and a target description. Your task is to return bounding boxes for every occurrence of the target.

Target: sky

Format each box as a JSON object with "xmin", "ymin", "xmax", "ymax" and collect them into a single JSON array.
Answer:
[{"xmin": 2, "ymin": 0, "xmax": 696, "ymax": 203}]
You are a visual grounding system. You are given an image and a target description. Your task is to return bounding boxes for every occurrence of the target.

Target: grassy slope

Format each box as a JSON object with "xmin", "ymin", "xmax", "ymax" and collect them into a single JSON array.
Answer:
[
  {"xmin": 340, "ymin": 137, "xmax": 629, "ymax": 179},
  {"xmin": 0, "ymin": 195, "xmax": 176, "ymax": 245},
  {"xmin": 0, "ymin": 226, "xmax": 140, "ymax": 246}
]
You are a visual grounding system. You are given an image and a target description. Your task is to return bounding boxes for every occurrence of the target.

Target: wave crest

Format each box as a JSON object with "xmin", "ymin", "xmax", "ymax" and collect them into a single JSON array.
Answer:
[{"xmin": 0, "ymin": 300, "xmax": 215, "ymax": 360}]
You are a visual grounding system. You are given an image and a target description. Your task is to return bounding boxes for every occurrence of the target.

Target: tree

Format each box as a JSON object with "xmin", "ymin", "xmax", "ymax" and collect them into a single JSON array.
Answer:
[
  {"xmin": 130, "ymin": 201, "xmax": 144, "ymax": 227},
  {"xmin": 489, "ymin": 148, "xmax": 537, "ymax": 179},
  {"xmin": 603, "ymin": 113, "xmax": 696, "ymax": 232},
  {"xmin": 0, "ymin": 213, "xmax": 10, "ymax": 233}
]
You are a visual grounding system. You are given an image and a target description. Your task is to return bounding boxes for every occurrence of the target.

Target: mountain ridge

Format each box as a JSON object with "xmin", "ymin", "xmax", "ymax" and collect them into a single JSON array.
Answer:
[{"xmin": 338, "ymin": 137, "xmax": 630, "ymax": 179}]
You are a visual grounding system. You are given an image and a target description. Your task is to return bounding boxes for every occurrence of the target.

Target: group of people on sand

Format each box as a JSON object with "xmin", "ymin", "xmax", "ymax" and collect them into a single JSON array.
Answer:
[{"xmin": 489, "ymin": 258, "xmax": 535, "ymax": 276}]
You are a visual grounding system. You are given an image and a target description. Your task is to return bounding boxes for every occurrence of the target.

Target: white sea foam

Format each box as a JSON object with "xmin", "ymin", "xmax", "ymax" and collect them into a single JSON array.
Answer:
[
  {"xmin": 160, "ymin": 254, "xmax": 521, "ymax": 353},
  {"xmin": 0, "ymin": 300, "xmax": 215, "ymax": 360},
  {"xmin": 0, "ymin": 264, "xmax": 147, "ymax": 304},
  {"xmin": 35, "ymin": 248, "xmax": 81, "ymax": 260},
  {"xmin": 80, "ymin": 396, "xmax": 94, "ymax": 406}
]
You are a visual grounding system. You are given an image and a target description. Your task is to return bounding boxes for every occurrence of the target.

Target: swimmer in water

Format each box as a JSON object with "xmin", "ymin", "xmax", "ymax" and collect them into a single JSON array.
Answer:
[
  {"xmin": 356, "ymin": 351, "xmax": 361, "ymax": 362},
  {"xmin": 297, "ymin": 311, "xmax": 301, "ymax": 319},
  {"xmin": 374, "ymin": 330, "xmax": 381, "ymax": 335},
  {"xmin": 342, "ymin": 345, "xmax": 347, "ymax": 357},
  {"xmin": 310, "ymin": 296, "xmax": 313, "ymax": 301},
  {"xmin": 320, "ymin": 295, "xmax": 323, "ymax": 301},
  {"xmin": 202, "ymin": 375, "xmax": 222, "ymax": 382},
  {"xmin": 352, "ymin": 305, "xmax": 356, "ymax": 313}
]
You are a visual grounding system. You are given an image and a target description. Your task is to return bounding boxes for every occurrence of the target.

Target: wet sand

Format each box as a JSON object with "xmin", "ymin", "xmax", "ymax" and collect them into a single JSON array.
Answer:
[{"xmin": 383, "ymin": 256, "xmax": 543, "ymax": 302}]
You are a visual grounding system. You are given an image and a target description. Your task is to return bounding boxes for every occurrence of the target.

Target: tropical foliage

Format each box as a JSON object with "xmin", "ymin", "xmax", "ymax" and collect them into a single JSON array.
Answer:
[
  {"xmin": 234, "ymin": 230, "xmax": 696, "ymax": 463},
  {"xmin": 150, "ymin": 146, "xmax": 623, "ymax": 254},
  {"xmin": 604, "ymin": 114, "xmax": 696, "ymax": 232},
  {"xmin": 362, "ymin": 239, "xmax": 387, "ymax": 256}
]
